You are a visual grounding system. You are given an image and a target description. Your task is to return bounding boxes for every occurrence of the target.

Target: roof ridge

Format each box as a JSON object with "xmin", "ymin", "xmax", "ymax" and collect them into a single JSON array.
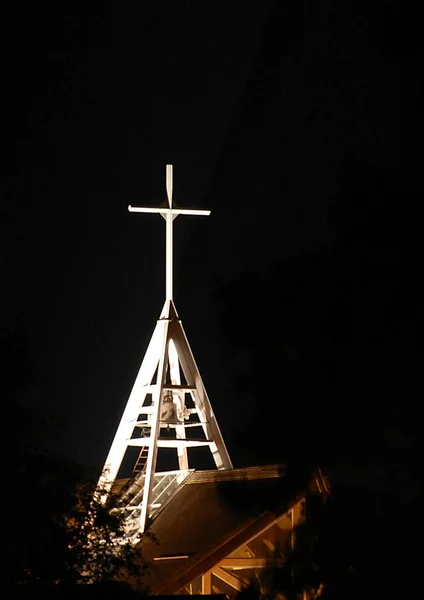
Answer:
[{"xmin": 186, "ymin": 464, "xmax": 285, "ymax": 484}]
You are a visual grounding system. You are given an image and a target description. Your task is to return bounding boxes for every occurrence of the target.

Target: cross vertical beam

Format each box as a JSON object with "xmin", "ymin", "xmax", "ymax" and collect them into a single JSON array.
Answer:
[
  {"xmin": 166, "ymin": 164, "xmax": 173, "ymax": 300},
  {"xmin": 166, "ymin": 202, "xmax": 173, "ymax": 300}
]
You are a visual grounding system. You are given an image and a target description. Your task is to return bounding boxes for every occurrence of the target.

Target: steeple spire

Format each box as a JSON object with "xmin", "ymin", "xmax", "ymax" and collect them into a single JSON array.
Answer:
[{"xmin": 98, "ymin": 165, "xmax": 232, "ymax": 536}]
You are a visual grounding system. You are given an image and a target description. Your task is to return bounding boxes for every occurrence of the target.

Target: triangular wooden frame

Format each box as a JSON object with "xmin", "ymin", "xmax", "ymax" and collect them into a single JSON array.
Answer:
[{"xmin": 99, "ymin": 299, "xmax": 232, "ymax": 532}]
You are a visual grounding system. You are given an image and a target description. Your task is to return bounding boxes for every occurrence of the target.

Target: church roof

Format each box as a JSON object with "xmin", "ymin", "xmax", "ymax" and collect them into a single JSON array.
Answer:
[{"xmin": 135, "ymin": 464, "xmax": 308, "ymax": 595}]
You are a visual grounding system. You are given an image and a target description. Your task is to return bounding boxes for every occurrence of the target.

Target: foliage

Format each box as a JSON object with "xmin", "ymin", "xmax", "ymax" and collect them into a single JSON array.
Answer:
[
  {"xmin": 60, "ymin": 478, "xmax": 148, "ymax": 587},
  {"xmin": 0, "ymin": 275, "xmax": 149, "ymax": 591},
  {"xmin": 0, "ymin": 308, "xmax": 147, "ymax": 589},
  {"xmin": 0, "ymin": 456, "xmax": 148, "ymax": 588}
]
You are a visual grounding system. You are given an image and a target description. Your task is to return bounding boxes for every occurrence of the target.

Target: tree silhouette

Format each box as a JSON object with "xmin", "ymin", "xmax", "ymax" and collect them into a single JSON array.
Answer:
[
  {"xmin": 0, "ymin": 311, "xmax": 147, "ymax": 590},
  {"xmin": 216, "ymin": 157, "xmax": 421, "ymax": 598}
]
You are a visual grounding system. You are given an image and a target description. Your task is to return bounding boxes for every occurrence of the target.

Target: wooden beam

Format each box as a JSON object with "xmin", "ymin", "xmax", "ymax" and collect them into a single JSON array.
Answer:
[
  {"xmin": 202, "ymin": 571, "xmax": 212, "ymax": 594},
  {"xmin": 126, "ymin": 438, "xmax": 212, "ymax": 448},
  {"xmin": 164, "ymin": 384, "xmax": 196, "ymax": 392},
  {"xmin": 212, "ymin": 567, "xmax": 244, "ymax": 592},
  {"xmin": 218, "ymin": 558, "xmax": 285, "ymax": 569}
]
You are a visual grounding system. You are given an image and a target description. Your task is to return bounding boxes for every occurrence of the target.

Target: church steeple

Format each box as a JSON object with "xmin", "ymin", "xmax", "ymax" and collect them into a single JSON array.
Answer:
[{"xmin": 98, "ymin": 165, "xmax": 232, "ymax": 535}]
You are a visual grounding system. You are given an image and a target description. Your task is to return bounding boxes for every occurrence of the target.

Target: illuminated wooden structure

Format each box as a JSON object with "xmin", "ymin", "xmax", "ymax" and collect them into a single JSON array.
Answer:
[
  {"xmin": 96, "ymin": 165, "xmax": 329, "ymax": 596},
  {"xmin": 98, "ymin": 165, "xmax": 232, "ymax": 535}
]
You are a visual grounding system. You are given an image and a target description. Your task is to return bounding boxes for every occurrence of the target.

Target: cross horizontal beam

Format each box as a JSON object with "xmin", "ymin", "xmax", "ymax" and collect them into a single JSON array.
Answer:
[{"xmin": 128, "ymin": 206, "xmax": 210, "ymax": 216}]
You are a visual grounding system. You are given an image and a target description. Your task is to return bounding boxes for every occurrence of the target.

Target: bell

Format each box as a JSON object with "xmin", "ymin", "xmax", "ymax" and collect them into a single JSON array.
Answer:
[{"xmin": 160, "ymin": 391, "xmax": 178, "ymax": 423}]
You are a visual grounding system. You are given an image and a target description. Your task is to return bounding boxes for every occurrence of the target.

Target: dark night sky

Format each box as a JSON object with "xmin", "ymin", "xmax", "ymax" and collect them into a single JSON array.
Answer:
[{"xmin": 1, "ymin": 2, "xmax": 422, "ymax": 481}]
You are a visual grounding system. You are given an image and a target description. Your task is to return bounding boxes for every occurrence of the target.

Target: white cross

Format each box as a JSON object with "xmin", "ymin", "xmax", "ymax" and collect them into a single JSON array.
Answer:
[{"xmin": 128, "ymin": 165, "xmax": 210, "ymax": 301}]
